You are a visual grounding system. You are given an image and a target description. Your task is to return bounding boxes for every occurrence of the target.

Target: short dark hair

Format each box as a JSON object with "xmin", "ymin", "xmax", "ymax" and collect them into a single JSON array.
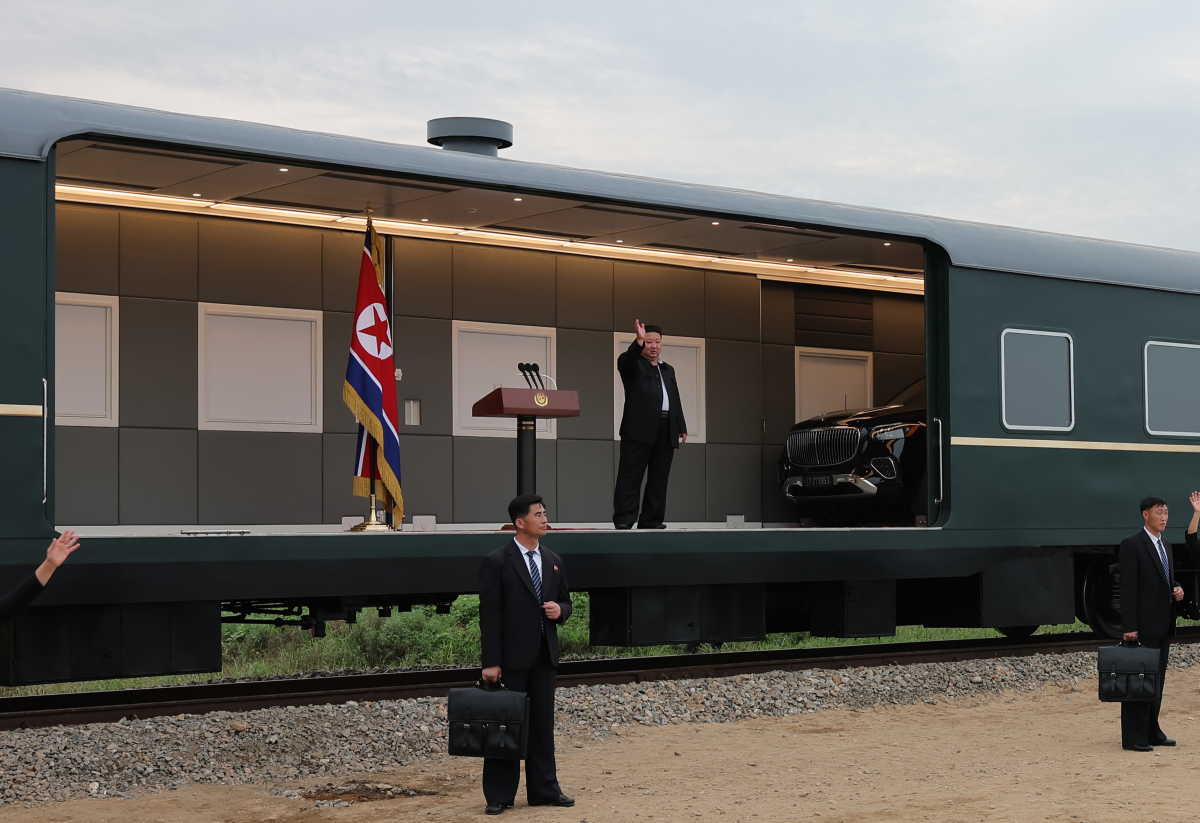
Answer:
[
  {"xmin": 509, "ymin": 494, "xmax": 545, "ymax": 524},
  {"xmin": 643, "ymin": 324, "xmax": 663, "ymax": 336},
  {"xmin": 1141, "ymin": 495, "xmax": 1168, "ymax": 512}
]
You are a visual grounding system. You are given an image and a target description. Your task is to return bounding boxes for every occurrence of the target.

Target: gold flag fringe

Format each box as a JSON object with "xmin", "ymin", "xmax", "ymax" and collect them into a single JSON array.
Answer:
[{"xmin": 343, "ymin": 380, "xmax": 405, "ymax": 519}]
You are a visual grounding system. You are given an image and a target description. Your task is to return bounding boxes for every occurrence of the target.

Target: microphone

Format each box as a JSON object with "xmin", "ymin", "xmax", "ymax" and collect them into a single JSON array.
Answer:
[
  {"xmin": 531, "ymin": 363, "xmax": 546, "ymax": 390},
  {"xmin": 517, "ymin": 363, "xmax": 535, "ymax": 389}
]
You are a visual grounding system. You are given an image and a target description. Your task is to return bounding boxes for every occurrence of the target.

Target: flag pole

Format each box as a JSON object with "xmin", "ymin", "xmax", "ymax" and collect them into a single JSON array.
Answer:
[{"xmin": 350, "ymin": 201, "xmax": 392, "ymax": 533}]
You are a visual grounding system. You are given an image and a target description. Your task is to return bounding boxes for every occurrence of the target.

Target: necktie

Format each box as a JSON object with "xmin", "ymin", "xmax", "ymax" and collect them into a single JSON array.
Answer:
[
  {"xmin": 527, "ymin": 550, "xmax": 545, "ymax": 634},
  {"xmin": 1155, "ymin": 538, "xmax": 1172, "ymax": 596}
]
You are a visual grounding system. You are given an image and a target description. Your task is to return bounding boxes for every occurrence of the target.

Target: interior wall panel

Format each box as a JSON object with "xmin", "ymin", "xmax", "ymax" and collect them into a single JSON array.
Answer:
[
  {"xmin": 704, "ymin": 271, "xmax": 759, "ymax": 342},
  {"xmin": 760, "ymin": 444, "xmax": 795, "ymax": 525},
  {"xmin": 613, "ymin": 263, "xmax": 704, "ymax": 339},
  {"xmin": 322, "ymin": 432, "xmax": 362, "ymax": 525},
  {"xmin": 394, "ymin": 316, "xmax": 453, "ymax": 437},
  {"xmin": 452, "ymin": 245, "xmax": 556, "ymax": 327},
  {"xmin": 198, "ymin": 220, "xmax": 322, "ymax": 310},
  {"xmin": 556, "ymin": 256, "xmax": 613, "ymax": 331},
  {"xmin": 760, "ymin": 279, "xmax": 795, "ymax": 346},
  {"xmin": 394, "ymin": 238, "xmax": 452, "ymax": 319},
  {"xmin": 873, "ymin": 352, "xmax": 926, "ymax": 405},
  {"xmin": 761, "ymin": 344, "xmax": 795, "ymax": 442},
  {"xmin": 118, "ymin": 427, "xmax": 197, "ymax": 525},
  {"xmin": 453, "ymin": 437, "xmax": 556, "ymax": 523},
  {"xmin": 54, "ymin": 426, "xmax": 118, "ymax": 525},
  {"xmin": 396, "ymin": 434, "xmax": 454, "ymax": 524},
  {"xmin": 705, "ymin": 443, "xmax": 762, "ymax": 523},
  {"xmin": 555, "ymin": 328, "xmax": 613, "ymax": 441},
  {"xmin": 321, "ymin": 311, "xmax": 358, "ymax": 435},
  {"xmin": 873, "ymin": 294, "xmax": 925, "ymax": 355},
  {"xmin": 119, "ymin": 297, "xmax": 197, "ymax": 429},
  {"xmin": 322, "ymin": 231, "xmax": 365, "ymax": 313},
  {"xmin": 197, "ymin": 431, "xmax": 322, "ymax": 524},
  {"xmin": 705, "ymin": 339, "xmax": 761, "ymax": 445},
  {"xmin": 119, "ymin": 211, "xmax": 198, "ymax": 301},
  {"xmin": 55, "ymin": 206, "xmax": 118, "ymax": 295},
  {"xmin": 556, "ymin": 439, "xmax": 614, "ymax": 522}
]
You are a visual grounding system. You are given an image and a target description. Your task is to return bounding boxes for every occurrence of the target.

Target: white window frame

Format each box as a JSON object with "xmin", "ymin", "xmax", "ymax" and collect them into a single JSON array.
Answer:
[
  {"xmin": 55, "ymin": 292, "xmax": 119, "ymax": 427},
  {"xmin": 1144, "ymin": 340, "xmax": 1200, "ymax": 437},
  {"xmin": 793, "ymin": 346, "xmax": 873, "ymax": 423},
  {"xmin": 198, "ymin": 303, "xmax": 323, "ymax": 433},
  {"xmin": 452, "ymin": 320, "xmax": 558, "ymax": 439},
  {"xmin": 613, "ymin": 332, "xmax": 706, "ymax": 443},
  {"xmin": 1000, "ymin": 328, "xmax": 1075, "ymax": 433}
]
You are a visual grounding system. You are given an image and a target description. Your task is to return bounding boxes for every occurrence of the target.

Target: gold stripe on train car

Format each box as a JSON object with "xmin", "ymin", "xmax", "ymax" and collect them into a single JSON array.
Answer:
[
  {"xmin": 951, "ymin": 436, "xmax": 1200, "ymax": 453},
  {"xmin": 0, "ymin": 404, "xmax": 43, "ymax": 417}
]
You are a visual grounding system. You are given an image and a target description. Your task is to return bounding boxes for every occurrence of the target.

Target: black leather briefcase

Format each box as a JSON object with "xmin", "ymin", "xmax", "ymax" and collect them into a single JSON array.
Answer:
[
  {"xmin": 1097, "ymin": 642, "xmax": 1161, "ymax": 702},
  {"xmin": 447, "ymin": 680, "xmax": 530, "ymax": 760}
]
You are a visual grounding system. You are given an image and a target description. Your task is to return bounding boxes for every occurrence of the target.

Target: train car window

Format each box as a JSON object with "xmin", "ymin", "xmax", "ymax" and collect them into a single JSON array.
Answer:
[
  {"xmin": 1000, "ymin": 329, "xmax": 1074, "ymax": 432},
  {"xmin": 198, "ymin": 303, "xmax": 323, "ymax": 433},
  {"xmin": 55, "ymin": 292, "xmax": 119, "ymax": 427},
  {"xmin": 1144, "ymin": 341, "xmax": 1200, "ymax": 436}
]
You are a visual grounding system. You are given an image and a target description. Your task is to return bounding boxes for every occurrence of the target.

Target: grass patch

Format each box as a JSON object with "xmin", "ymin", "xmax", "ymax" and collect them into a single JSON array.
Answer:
[{"xmin": 0, "ymin": 592, "xmax": 1100, "ymax": 698}]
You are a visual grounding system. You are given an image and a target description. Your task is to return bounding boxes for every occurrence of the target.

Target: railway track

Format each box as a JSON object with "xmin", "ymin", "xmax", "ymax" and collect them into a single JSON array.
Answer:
[{"xmin": 3, "ymin": 628, "xmax": 1195, "ymax": 730}]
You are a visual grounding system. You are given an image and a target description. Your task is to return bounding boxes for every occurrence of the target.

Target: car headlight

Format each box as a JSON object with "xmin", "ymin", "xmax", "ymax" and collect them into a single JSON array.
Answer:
[{"xmin": 871, "ymin": 424, "xmax": 921, "ymax": 441}]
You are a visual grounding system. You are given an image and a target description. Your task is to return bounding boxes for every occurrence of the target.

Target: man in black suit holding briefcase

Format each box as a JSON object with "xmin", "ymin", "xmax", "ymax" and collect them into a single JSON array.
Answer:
[
  {"xmin": 478, "ymin": 494, "xmax": 575, "ymax": 815},
  {"xmin": 1119, "ymin": 495, "xmax": 1186, "ymax": 751}
]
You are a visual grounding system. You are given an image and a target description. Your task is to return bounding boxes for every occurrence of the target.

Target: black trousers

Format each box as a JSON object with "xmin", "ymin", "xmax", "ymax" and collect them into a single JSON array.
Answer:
[
  {"xmin": 614, "ymin": 414, "xmax": 675, "ymax": 528},
  {"xmin": 482, "ymin": 637, "xmax": 561, "ymax": 806},
  {"xmin": 1120, "ymin": 635, "xmax": 1171, "ymax": 747}
]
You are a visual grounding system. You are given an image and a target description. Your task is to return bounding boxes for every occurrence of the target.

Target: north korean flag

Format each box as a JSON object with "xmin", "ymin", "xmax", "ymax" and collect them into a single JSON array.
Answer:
[{"xmin": 342, "ymin": 219, "xmax": 403, "ymax": 517}]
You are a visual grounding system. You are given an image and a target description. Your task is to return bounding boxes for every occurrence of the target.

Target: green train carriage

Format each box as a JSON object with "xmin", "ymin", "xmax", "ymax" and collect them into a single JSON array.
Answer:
[{"xmin": 0, "ymin": 87, "xmax": 1195, "ymax": 684}]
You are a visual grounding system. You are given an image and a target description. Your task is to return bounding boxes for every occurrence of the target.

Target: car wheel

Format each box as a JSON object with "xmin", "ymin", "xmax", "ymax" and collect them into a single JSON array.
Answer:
[{"xmin": 1081, "ymin": 556, "xmax": 1122, "ymax": 639}]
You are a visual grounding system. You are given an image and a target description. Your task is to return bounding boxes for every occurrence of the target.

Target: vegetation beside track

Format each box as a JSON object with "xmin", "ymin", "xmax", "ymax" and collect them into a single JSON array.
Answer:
[{"xmin": 0, "ymin": 592, "xmax": 1097, "ymax": 698}]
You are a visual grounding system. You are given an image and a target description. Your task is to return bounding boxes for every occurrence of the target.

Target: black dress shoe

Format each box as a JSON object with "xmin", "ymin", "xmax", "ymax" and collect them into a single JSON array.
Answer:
[
  {"xmin": 531, "ymin": 795, "xmax": 575, "ymax": 807},
  {"xmin": 485, "ymin": 802, "xmax": 507, "ymax": 815},
  {"xmin": 1123, "ymin": 744, "xmax": 1154, "ymax": 752},
  {"xmin": 614, "ymin": 523, "xmax": 633, "ymax": 530},
  {"xmin": 637, "ymin": 523, "xmax": 668, "ymax": 529},
  {"xmin": 1155, "ymin": 738, "xmax": 1177, "ymax": 746}
]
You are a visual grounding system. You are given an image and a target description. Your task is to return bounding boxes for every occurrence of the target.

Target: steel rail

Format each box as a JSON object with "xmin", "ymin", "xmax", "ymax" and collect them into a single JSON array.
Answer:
[{"xmin": 2, "ymin": 628, "xmax": 1194, "ymax": 730}]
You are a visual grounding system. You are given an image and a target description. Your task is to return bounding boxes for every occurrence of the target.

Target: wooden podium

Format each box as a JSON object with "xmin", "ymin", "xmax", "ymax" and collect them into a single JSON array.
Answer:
[{"xmin": 472, "ymin": 388, "xmax": 580, "ymax": 496}]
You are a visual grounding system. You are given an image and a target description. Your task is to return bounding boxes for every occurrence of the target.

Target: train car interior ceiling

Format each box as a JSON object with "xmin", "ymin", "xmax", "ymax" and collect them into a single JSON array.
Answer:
[{"xmin": 51, "ymin": 137, "xmax": 929, "ymax": 533}]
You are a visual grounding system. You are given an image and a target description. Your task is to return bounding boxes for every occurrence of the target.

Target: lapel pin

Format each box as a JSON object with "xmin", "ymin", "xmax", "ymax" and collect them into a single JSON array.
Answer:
[{"xmin": 554, "ymin": 565, "xmax": 559, "ymax": 571}]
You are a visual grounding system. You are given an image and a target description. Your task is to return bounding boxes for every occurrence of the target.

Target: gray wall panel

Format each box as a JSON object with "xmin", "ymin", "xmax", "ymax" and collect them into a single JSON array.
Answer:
[
  {"xmin": 198, "ymin": 220, "xmax": 322, "ymax": 310},
  {"xmin": 395, "ymin": 238, "xmax": 452, "ymax": 319},
  {"xmin": 556, "ymin": 256, "xmax": 613, "ymax": 331},
  {"xmin": 453, "ymin": 246, "xmax": 556, "ymax": 327},
  {"xmin": 705, "ymin": 443, "xmax": 762, "ymax": 522},
  {"xmin": 874, "ymin": 352, "xmax": 926, "ymax": 405},
  {"xmin": 321, "ymin": 311, "xmax": 358, "ymax": 434},
  {"xmin": 704, "ymin": 272, "xmax": 759, "ymax": 342},
  {"xmin": 557, "ymin": 439, "xmax": 614, "ymax": 522},
  {"xmin": 705, "ymin": 339, "xmax": 761, "ymax": 445},
  {"xmin": 613, "ymin": 263, "xmax": 704, "ymax": 338},
  {"xmin": 761, "ymin": 344, "xmax": 795, "ymax": 443},
  {"xmin": 395, "ymin": 316, "xmax": 453, "ymax": 437},
  {"xmin": 198, "ymin": 431, "xmax": 322, "ymax": 524},
  {"xmin": 56, "ymin": 206, "xmax": 118, "ymax": 295},
  {"xmin": 119, "ymin": 211, "xmax": 198, "ymax": 300},
  {"xmin": 453, "ymin": 437, "xmax": 556, "ymax": 523},
  {"xmin": 55, "ymin": 426, "xmax": 118, "ymax": 525},
  {"xmin": 397, "ymin": 434, "xmax": 453, "ymax": 524},
  {"xmin": 760, "ymin": 279, "xmax": 794, "ymax": 346},
  {"xmin": 322, "ymin": 231, "xmax": 365, "ymax": 313},
  {"xmin": 873, "ymin": 294, "xmax": 925, "ymax": 355},
  {"xmin": 118, "ymin": 428, "xmax": 197, "ymax": 524},
  {"xmin": 761, "ymin": 445, "xmax": 795, "ymax": 525},
  {"xmin": 119, "ymin": 297, "xmax": 197, "ymax": 429},
  {"xmin": 555, "ymin": 328, "xmax": 613, "ymax": 441},
  {"xmin": 322, "ymin": 432, "xmax": 361, "ymax": 525}
]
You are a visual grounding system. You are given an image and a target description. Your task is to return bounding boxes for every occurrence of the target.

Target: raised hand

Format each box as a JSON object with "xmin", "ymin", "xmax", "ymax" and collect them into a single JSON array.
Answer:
[
  {"xmin": 635, "ymin": 319, "xmax": 646, "ymax": 345},
  {"xmin": 1190, "ymin": 491, "xmax": 1200, "ymax": 513},
  {"xmin": 46, "ymin": 529, "xmax": 79, "ymax": 568}
]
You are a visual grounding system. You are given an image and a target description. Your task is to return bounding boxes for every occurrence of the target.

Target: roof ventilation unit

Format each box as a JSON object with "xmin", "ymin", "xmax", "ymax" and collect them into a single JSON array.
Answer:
[{"xmin": 426, "ymin": 117, "xmax": 513, "ymax": 157}]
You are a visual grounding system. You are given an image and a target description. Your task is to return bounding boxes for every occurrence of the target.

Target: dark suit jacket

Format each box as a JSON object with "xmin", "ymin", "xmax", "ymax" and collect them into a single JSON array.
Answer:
[
  {"xmin": 617, "ymin": 340, "xmax": 687, "ymax": 447},
  {"xmin": 1120, "ymin": 529, "xmax": 1177, "ymax": 637},
  {"xmin": 479, "ymin": 540, "xmax": 572, "ymax": 671}
]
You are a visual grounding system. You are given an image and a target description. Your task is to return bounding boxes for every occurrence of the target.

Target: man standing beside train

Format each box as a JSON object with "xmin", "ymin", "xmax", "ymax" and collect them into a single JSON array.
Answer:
[
  {"xmin": 1119, "ymin": 496, "xmax": 1186, "ymax": 751},
  {"xmin": 613, "ymin": 320, "xmax": 688, "ymax": 529},
  {"xmin": 478, "ymin": 494, "xmax": 574, "ymax": 814}
]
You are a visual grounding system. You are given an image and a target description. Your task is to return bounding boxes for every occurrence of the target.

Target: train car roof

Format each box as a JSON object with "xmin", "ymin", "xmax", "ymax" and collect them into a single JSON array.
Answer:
[{"xmin": 4, "ymin": 86, "xmax": 1200, "ymax": 294}]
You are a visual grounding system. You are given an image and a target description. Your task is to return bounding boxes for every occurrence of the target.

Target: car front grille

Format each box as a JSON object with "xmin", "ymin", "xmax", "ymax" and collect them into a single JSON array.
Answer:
[{"xmin": 786, "ymin": 426, "xmax": 862, "ymax": 467}]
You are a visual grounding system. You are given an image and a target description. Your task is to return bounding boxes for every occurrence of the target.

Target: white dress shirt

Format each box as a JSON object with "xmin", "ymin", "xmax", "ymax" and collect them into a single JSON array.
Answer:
[
  {"xmin": 657, "ymin": 365, "xmax": 669, "ymax": 412},
  {"xmin": 515, "ymin": 538, "xmax": 542, "ymax": 580}
]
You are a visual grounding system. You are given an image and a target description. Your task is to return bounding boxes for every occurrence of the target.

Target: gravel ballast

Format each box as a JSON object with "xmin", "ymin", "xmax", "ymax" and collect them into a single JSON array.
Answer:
[{"xmin": 4, "ymin": 643, "xmax": 1200, "ymax": 807}]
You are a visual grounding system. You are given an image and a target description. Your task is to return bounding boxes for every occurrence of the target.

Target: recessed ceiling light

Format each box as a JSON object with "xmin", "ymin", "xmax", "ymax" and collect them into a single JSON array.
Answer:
[
  {"xmin": 513, "ymin": 197, "xmax": 523, "ymax": 202},
  {"xmin": 616, "ymin": 240, "xmax": 624, "ymax": 243},
  {"xmin": 279, "ymin": 168, "xmax": 289, "ymax": 172},
  {"xmin": 883, "ymin": 242, "xmax": 891, "ymax": 246},
  {"xmin": 421, "ymin": 218, "xmax": 429, "ymax": 222},
  {"xmin": 192, "ymin": 193, "xmax": 202, "ymax": 197},
  {"xmin": 787, "ymin": 259, "xmax": 794, "ymax": 262},
  {"xmin": 712, "ymin": 221, "xmax": 720, "ymax": 226}
]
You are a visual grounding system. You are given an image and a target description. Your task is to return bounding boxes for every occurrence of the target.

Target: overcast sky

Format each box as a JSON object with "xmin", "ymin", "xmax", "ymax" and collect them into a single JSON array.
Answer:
[{"xmin": 3, "ymin": 1, "xmax": 1199, "ymax": 251}]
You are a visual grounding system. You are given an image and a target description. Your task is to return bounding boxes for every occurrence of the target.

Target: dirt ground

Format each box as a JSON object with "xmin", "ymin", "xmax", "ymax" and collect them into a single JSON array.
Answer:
[{"xmin": 6, "ymin": 669, "xmax": 1200, "ymax": 823}]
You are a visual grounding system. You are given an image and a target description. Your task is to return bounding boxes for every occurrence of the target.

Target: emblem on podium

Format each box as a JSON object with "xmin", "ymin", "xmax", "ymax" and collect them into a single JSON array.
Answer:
[{"xmin": 534, "ymin": 392, "xmax": 549, "ymax": 407}]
